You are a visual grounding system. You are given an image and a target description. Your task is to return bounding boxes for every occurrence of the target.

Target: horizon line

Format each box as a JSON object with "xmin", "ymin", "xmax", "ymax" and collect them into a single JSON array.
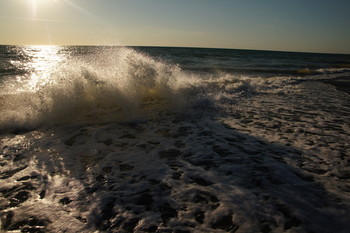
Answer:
[{"xmin": 0, "ymin": 43, "xmax": 349, "ymax": 56}]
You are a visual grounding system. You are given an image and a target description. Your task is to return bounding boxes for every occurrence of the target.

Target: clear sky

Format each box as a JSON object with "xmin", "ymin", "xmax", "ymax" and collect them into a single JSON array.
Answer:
[{"xmin": 0, "ymin": 0, "xmax": 349, "ymax": 54}]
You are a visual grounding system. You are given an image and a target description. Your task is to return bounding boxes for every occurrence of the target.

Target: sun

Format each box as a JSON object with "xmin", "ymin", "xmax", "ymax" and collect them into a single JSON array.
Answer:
[{"xmin": 26, "ymin": 0, "xmax": 58, "ymax": 17}]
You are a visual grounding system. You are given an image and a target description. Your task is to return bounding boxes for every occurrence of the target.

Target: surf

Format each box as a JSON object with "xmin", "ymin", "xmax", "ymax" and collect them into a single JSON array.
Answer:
[
  {"xmin": 0, "ymin": 47, "xmax": 196, "ymax": 132},
  {"xmin": 1, "ymin": 46, "xmax": 348, "ymax": 133}
]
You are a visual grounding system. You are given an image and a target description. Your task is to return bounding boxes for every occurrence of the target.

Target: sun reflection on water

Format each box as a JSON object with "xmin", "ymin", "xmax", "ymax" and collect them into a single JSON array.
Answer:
[{"xmin": 19, "ymin": 45, "xmax": 67, "ymax": 92}]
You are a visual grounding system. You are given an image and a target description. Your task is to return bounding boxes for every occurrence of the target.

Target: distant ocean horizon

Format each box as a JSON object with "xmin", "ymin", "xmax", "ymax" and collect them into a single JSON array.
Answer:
[
  {"xmin": 1, "ymin": 45, "xmax": 350, "ymax": 232},
  {"xmin": 3, "ymin": 43, "xmax": 350, "ymax": 55},
  {"xmin": 2, "ymin": 45, "xmax": 350, "ymax": 81}
]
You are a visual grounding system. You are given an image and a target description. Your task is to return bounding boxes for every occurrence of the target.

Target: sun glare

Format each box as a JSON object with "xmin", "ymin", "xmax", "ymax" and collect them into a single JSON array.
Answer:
[
  {"xmin": 21, "ymin": 45, "xmax": 66, "ymax": 92},
  {"xmin": 27, "ymin": 0, "xmax": 38, "ymax": 17},
  {"xmin": 26, "ymin": 0, "xmax": 58, "ymax": 17}
]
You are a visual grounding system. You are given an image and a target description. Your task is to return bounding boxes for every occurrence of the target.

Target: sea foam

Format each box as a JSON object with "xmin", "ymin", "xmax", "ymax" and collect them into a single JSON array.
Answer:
[
  {"xmin": 0, "ymin": 46, "xmax": 314, "ymax": 133},
  {"xmin": 0, "ymin": 48, "xmax": 198, "ymax": 132}
]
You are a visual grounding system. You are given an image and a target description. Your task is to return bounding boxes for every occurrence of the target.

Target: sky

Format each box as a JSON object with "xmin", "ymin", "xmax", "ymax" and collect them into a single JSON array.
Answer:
[{"xmin": 0, "ymin": 0, "xmax": 349, "ymax": 54}]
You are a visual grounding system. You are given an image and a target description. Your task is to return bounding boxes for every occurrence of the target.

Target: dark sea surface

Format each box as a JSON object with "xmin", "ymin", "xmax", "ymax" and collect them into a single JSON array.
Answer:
[
  {"xmin": 1, "ymin": 45, "xmax": 350, "ymax": 78},
  {"xmin": 0, "ymin": 45, "xmax": 350, "ymax": 233},
  {"xmin": 136, "ymin": 46, "xmax": 350, "ymax": 76}
]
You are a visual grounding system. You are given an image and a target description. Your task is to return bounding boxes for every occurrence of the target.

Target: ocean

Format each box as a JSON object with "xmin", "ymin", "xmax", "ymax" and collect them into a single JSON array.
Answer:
[{"xmin": 0, "ymin": 45, "xmax": 350, "ymax": 232}]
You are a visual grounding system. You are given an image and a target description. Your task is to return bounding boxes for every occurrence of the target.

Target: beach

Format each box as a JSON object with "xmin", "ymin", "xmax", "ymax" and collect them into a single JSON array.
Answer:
[{"xmin": 1, "ymin": 46, "xmax": 350, "ymax": 232}]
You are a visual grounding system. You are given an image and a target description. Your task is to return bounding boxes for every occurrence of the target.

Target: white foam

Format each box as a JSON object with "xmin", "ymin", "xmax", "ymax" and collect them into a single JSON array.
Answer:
[
  {"xmin": 1, "ymin": 78, "xmax": 350, "ymax": 232},
  {"xmin": 0, "ymin": 47, "xmax": 306, "ymax": 133},
  {"xmin": 0, "ymin": 48, "xmax": 194, "ymax": 131}
]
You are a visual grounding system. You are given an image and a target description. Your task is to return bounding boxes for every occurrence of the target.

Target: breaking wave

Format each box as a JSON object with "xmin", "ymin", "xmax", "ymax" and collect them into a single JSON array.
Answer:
[
  {"xmin": 0, "ymin": 48, "xmax": 189, "ymax": 131},
  {"xmin": 0, "ymin": 47, "xmax": 307, "ymax": 132}
]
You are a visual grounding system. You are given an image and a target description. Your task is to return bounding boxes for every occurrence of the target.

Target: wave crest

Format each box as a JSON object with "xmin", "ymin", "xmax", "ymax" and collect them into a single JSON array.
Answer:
[
  {"xmin": 0, "ymin": 48, "xmax": 194, "ymax": 132},
  {"xmin": 0, "ymin": 47, "xmax": 312, "ymax": 133}
]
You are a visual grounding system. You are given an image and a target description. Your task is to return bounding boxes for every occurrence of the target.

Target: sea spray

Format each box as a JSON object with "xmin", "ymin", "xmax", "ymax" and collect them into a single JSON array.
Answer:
[
  {"xmin": 0, "ymin": 47, "xmax": 197, "ymax": 132},
  {"xmin": 1, "ymin": 46, "xmax": 350, "ymax": 232},
  {"xmin": 1, "ymin": 46, "xmax": 347, "ymax": 133}
]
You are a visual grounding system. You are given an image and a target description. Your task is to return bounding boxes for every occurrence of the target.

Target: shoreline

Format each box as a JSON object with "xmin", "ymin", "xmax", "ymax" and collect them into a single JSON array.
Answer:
[{"xmin": 319, "ymin": 77, "xmax": 350, "ymax": 95}]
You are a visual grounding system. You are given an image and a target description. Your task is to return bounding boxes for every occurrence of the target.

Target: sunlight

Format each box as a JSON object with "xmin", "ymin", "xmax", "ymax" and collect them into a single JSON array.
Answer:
[
  {"xmin": 26, "ymin": 0, "xmax": 58, "ymax": 18},
  {"xmin": 21, "ymin": 45, "xmax": 66, "ymax": 92},
  {"xmin": 28, "ymin": 0, "xmax": 37, "ymax": 17},
  {"xmin": 62, "ymin": 0, "xmax": 97, "ymax": 19}
]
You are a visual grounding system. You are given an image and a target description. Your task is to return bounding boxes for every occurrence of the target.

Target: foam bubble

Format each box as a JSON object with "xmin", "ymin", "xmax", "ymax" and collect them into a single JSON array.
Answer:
[
  {"xmin": 0, "ymin": 47, "xmax": 306, "ymax": 133},
  {"xmin": 0, "ymin": 47, "xmax": 194, "ymax": 132}
]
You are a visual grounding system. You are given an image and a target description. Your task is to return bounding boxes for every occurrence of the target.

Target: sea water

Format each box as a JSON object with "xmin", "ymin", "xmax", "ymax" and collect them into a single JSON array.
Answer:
[{"xmin": 0, "ymin": 46, "xmax": 350, "ymax": 232}]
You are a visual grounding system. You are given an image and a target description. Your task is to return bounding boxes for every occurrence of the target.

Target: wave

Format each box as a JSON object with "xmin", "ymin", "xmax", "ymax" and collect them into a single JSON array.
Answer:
[
  {"xmin": 296, "ymin": 67, "xmax": 350, "ymax": 75},
  {"xmin": 185, "ymin": 66, "xmax": 350, "ymax": 78},
  {"xmin": 0, "ymin": 48, "xmax": 191, "ymax": 131},
  {"xmin": 0, "ymin": 47, "xmax": 331, "ymax": 133}
]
